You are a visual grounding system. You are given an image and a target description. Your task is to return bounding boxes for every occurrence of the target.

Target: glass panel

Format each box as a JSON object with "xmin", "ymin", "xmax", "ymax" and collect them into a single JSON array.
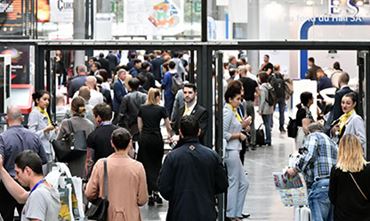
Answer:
[
  {"xmin": 208, "ymin": 0, "xmax": 370, "ymax": 41},
  {"xmin": 36, "ymin": 0, "xmax": 202, "ymax": 40}
]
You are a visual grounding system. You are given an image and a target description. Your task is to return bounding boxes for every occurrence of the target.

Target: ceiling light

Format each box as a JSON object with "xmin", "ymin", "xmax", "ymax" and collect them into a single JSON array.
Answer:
[
  {"xmin": 356, "ymin": 0, "xmax": 364, "ymax": 6},
  {"xmin": 306, "ymin": 0, "xmax": 315, "ymax": 6}
]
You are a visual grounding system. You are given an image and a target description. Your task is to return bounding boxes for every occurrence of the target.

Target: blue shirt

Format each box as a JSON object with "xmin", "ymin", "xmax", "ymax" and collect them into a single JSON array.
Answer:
[
  {"xmin": 296, "ymin": 132, "xmax": 338, "ymax": 187},
  {"xmin": 162, "ymin": 71, "xmax": 174, "ymax": 97},
  {"xmin": 129, "ymin": 67, "xmax": 139, "ymax": 78},
  {"xmin": 318, "ymin": 76, "xmax": 332, "ymax": 91},
  {"xmin": 0, "ymin": 125, "xmax": 47, "ymax": 177}
]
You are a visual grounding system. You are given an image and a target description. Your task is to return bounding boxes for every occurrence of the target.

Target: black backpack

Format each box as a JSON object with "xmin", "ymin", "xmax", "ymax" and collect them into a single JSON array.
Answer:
[
  {"xmin": 271, "ymin": 75, "xmax": 286, "ymax": 98},
  {"xmin": 265, "ymin": 84, "xmax": 277, "ymax": 106},
  {"xmin": 287, "ymin": 117, "xmax": 298, "ymax": 138}
]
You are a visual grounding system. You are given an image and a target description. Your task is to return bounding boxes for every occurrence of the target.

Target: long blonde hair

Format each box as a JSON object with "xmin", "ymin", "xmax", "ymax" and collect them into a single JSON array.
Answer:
[
  {"xmin": 146, "ymin": 88, "xmax": 160, "ymax": 105},
  {"xmin": 336, "ymin": 134, "xmax": 367, "ymax": 172}
]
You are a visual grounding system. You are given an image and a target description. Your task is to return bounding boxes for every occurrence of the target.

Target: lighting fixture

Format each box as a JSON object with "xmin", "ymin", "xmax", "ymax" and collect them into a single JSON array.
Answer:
[
  {"xmin": 306, "ymin": 0, "xmax": 315, "ymax": 6},
  {"xmin": 356, "ymin": 0, "xmax": 364, "ymax": 6}
]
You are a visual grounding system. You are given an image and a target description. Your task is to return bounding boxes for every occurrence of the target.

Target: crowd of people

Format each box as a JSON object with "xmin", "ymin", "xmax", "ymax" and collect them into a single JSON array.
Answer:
[
  {"xmin": 223, "ymin": 54, "xmax": 369, "ymax": 221},
  {"xmin": 0, "ymin": 49, "xmax": 368, "ymax": 221}
]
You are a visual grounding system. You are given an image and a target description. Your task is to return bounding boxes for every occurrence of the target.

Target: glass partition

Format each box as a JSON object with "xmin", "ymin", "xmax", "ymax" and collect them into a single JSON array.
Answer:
[{"xmin": 207, "ymin": 0, "xmax": 370, "ymax": 41}]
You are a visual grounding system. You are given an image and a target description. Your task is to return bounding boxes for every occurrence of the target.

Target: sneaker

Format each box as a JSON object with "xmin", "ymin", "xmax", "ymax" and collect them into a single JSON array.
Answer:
[{"xmin": 148, "ymin": 196, "xmax": 155, "ymax": 206}]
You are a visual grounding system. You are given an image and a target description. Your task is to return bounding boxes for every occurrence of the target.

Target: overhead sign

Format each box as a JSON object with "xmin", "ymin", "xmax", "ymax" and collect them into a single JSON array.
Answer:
[{"xmin": 50, "ymin": 0, "xmax": 73, "ymax": 23}]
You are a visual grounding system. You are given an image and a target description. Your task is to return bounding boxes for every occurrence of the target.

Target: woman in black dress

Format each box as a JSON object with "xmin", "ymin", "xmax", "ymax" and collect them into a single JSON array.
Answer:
[{"xmin": 137, "ymin": 88, "xmax": 172, "ymax": 206}]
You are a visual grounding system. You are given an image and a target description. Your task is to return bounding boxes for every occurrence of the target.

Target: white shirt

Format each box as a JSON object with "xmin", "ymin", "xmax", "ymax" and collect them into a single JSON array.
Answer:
[
  {"xmin": 183, "ymin": 101, "xmax": 197, "ymax": 116},
  {"xmin": 74, "ymin": 89, "xmax": 104, "ymax": 107},
  {"xmin": 246, "ymin": 72, "xmax": 258, "ymax": 82}
]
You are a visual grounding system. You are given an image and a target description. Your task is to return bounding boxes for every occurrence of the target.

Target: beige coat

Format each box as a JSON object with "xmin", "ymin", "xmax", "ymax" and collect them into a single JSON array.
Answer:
[{"xmin": 85, "ymin": 153, "xmax": 148, "ymax": 221}]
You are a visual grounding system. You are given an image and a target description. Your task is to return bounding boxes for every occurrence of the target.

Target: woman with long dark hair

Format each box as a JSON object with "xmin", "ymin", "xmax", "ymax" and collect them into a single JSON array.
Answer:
[
  {"xmin": 28, "ymin": 90, "xmax": 55, "ymax": 162},
  {"xmin": 331, "ymin": 92, "xmax": 366, "ymax": 151},
  {"xmin": 223, "ymin": 81, "xmax": 251, "ymax": 220}
]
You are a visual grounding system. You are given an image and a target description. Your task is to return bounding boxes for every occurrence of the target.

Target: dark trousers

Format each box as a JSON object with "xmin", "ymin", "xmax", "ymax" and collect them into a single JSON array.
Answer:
[
  {"xmin": 0, "ymin": 182, "xmax": 23, "ymax": 221},
  {"xmin": 274, "ymin": 97, "xmax": 286, "ymax": 130}
]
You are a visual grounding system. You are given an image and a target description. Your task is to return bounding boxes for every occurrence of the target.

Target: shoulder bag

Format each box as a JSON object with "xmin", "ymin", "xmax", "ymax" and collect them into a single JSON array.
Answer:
[
  {"xmin": 85, "ymin": 159, "xmax": 109, "ymax": 220},
  {"xmin": 349, "ymin": 173, "xmax": 368, "ymax": 201},
  {"xmin": 52, "ymin": 119, "xmax": 87, "ymax": 162}
]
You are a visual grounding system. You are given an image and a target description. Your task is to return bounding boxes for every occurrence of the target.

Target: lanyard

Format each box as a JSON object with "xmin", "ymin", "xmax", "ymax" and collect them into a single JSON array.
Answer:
[{"xmin": 30, "ymin": 179, "xmax": 44, "ymax": 195}]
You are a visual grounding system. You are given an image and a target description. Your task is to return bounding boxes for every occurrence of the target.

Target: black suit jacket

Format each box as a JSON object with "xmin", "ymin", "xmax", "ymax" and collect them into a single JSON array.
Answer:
[
  {"xmin": 151, "ymin": 57, "xmax": 164, "ymax": 81},
  {"xmin": 172, "ymin": 103, "xmax": 208, "ymax": 143},
  {"xmin": 332, "ymin": 86, "xmax": 353, "ymax": 121}
]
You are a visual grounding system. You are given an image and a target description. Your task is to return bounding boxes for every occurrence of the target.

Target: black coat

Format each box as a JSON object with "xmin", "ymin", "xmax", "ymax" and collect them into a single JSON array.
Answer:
[
  {"xmin": 171, "ymin": 103, "xmax": 208, "ymax": 144},
  {"xmin": 158, "ymin": 138, "xmax": 228, "ymax": 221}
]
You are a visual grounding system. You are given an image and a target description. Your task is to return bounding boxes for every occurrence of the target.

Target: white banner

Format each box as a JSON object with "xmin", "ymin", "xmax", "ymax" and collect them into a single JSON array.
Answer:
[
  {"xmin": 229, "ymin": 0, "xmax": 248, "ymax": 23},
  {"xmin": 50, "ymin": 0, "xmax": 74, "ymax": 23},
  {"xmin": 124, "ymin": 0, "xmax": 185, "ymax": 36}
]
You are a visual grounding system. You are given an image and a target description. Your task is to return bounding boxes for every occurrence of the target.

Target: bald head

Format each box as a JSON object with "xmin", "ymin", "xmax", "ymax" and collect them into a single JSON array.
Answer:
[
  {"xmin": 85, "ymin": 76, "xmax": 97, "ymax": 90},
  {"xmin": 274, "ymin": 64, "xmax": 280, "ymax": 72},
  {"xmin": 6, "ymin": 105, "xmax": 23, "ymax": 125},
  {"xmin": 78, "ymin": 86, "xmax": 91, "ymax": 101}
]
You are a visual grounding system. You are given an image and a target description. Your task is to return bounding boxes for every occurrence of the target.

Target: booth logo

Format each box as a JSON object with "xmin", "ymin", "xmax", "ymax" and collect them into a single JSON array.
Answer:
[
  {"xmin": 57, "ymin": 0, "xmax": 73, "ymax": 12},
  {"xmin": 329, "ymin": 0, "xmax": 361, "ymax": 17},
  {"xmin": 148, "ymin": 0, "xmax": 180, "ymax": 28}
]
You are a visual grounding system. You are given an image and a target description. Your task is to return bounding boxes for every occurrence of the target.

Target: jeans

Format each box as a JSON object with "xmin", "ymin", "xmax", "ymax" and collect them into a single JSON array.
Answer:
[
  {"xmin": 275, "ymin": 97, "xmax": 286, "ymax": 130},
  {"xmin": 308, "ymin": 179, "xmax": 333, "ymax": 221},
  {"xmin": 262, "ymin": 114, "xmax": 272, "ymax": 144}
]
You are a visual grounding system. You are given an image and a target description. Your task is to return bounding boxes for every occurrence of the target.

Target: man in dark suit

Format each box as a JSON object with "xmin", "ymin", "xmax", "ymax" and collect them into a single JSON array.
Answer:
[
  {"xmin": 332, "ymin": 72, "xmax": 353, "ymax": 121},
  {"xmin": 112, "ymin": 69, "xmax": 128, "ymax": 117},
  {"xmin": 158, "ymin": 115, "xmax": 228, "ymax": 221},
  {"xmin": 117, "ymin": 78, "xmax": 147, "ymax": 141},
  {"xmin": 172, "ymin": 83, "xmax": 208, "ymax": 144},
  {"xmin": 150, "ymin": 50, "xmax": 164, "ymax": 82},
  {"xmin": 68, "ymin": 65, "xmax": 88, "ymax": 98}
]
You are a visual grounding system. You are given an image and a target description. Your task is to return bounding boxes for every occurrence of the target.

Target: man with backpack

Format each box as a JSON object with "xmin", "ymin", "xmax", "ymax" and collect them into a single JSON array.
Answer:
[
  {"xmin": 162, "ymin": 61, "xmax": 183, "ymax": 117},
  {"xmin": 258, "ymin": 72, "xmax": 274, "ymax": 146},
  {"xmin": 270, "ymin": 64, "xmax": 287, "ymax": 133}
]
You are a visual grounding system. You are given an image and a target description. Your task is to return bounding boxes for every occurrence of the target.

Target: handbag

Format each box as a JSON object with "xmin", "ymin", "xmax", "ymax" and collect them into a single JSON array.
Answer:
[
  {"xmin": 86, "ymin": 159, "xmax": 109, "ymax": 221},
  {"xmin": 349, "ymin": 173, "xmax": 368, "ymax": 201},
  {"xmin": 256, "ymin": 124, "xmax": 265, "ymax": 146},
  {"xmin": 287, "ymin": 117, "xmax": 298, "ymax": 138},
  {"xmin": 52, "ymin": 120, "xmax": 87, "ymax": 162}
]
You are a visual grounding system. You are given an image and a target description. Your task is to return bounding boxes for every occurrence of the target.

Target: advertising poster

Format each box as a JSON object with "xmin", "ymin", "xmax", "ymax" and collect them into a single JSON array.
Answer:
[
  {"xmin": 124, "ymin": 0, "xmax": 185, "ymax": 36},
  {"xmin": 0, "ymin": 46, "xmax": 30, "ymax": 84}
]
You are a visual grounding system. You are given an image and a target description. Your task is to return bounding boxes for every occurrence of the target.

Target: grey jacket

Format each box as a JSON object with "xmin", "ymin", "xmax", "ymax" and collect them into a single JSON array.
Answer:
[
  {"xmin": 118, "ymin": 91, "xmax": 147, "ymax": 128},
  {"xmin": 57, "ymin": 116, "xmax": 94, "ymax": 140},
  {"xmin": 259, "ymin": 83, "xmax": 274, "ymax": 115},
  {"xmin": 223, "ymin": 104, "xmax": 242, "ymax": 151},
  {"xmin": 28, "ymin": 108, "xmax": 56, "ymax": 161},
  {"xmin": 343, "ymin": 112, "xmax": 366, "ymax": 151}
]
